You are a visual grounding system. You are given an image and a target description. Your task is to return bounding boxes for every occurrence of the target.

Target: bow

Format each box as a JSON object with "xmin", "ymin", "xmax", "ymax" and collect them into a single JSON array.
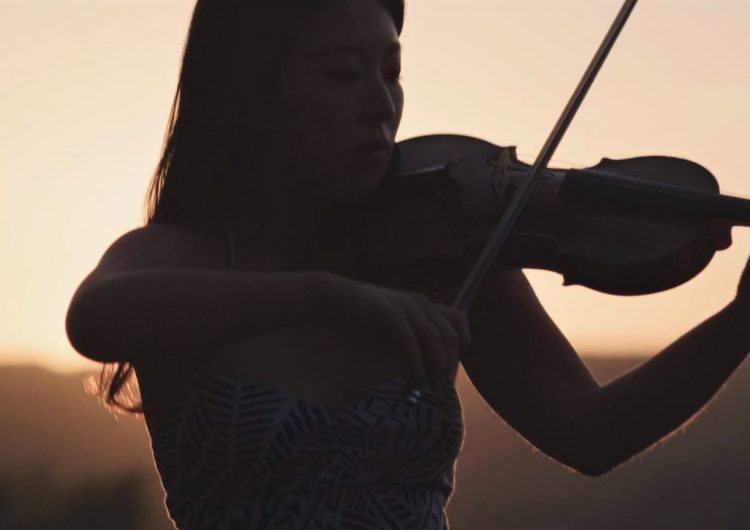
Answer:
[{"xmin": 450, "ymin": 0, "xmax": 640, "ymax": 313}]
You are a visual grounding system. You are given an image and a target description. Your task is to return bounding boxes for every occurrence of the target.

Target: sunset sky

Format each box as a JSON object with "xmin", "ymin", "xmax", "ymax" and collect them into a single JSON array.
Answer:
[{"xmin": 2, "ymin": 0, "xmax": 749, "ymax": 373}]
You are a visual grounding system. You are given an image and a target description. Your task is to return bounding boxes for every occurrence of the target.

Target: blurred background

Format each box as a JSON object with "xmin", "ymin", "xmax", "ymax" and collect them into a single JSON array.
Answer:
[{"xmin": 2, "ymin": 0, "xmax": 748, "ymax": 528}]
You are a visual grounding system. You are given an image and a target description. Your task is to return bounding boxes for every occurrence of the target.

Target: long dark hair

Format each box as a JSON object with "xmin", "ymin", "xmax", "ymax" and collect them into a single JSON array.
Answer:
[{"xmin": 92, "ymin": 0, "xmax": 405, "ymax": 415}]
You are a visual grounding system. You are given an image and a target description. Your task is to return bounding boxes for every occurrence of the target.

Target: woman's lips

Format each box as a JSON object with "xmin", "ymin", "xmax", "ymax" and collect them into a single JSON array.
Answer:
[{"xmin": 355, "ymin": 139, "xmax": 390, "ymax": 152}]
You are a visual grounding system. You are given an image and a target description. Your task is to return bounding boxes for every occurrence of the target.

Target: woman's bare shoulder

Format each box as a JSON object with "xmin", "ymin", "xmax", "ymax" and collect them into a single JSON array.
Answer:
[
  {"xmin": 100, "ymin": 222, "xmax": 225, "ymax": 274},
  {"xmin": 70, "ymin": 223, "xmax": 225, "ymax": 307}
]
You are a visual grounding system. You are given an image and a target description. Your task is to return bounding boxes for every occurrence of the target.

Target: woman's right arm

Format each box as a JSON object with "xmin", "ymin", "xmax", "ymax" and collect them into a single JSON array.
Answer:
[
  {"xmin": 66, "ymin": 268, "xmax": 328, "ymax": 365},
  {"xmin": 65, "ymin": 226, "xmax": 329, "ymax": 365},
  {"xmin": 66, "ymin": 224, "xmax": 469, "ymax": 383}
]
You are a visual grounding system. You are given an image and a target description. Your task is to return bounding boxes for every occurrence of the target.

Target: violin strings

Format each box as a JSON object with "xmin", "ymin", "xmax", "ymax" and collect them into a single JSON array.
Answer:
[{"xmin": 516, "ymin": 153, "xmax": 587, "ymax": 169}]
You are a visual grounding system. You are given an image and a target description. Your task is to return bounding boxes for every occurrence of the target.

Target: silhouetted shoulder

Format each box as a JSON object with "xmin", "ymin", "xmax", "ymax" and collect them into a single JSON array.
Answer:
[
  {"xmin": 76, "ymin": 222, "xmax": 224, "ymax": 296},
  {"xmin": 65, "ymin": 222, "xmax": 227, "ymax": 364}
]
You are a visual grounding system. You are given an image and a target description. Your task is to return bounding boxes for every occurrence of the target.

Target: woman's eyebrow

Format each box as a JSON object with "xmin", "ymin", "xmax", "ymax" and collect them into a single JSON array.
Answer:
[{"xmin": 314, "ymin": 42, "xmax": 401, "ymax": 58}]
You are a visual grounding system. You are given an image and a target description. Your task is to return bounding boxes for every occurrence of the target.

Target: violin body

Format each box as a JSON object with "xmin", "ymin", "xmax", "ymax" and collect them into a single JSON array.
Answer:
[{"xmin": 317, "ymin": 134, "xmax": 743, "ymax": 296}]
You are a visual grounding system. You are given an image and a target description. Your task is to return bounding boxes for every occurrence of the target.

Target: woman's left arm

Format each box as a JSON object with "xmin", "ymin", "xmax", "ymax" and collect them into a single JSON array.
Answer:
[{"xmin": 457, "ymin": 257, "xmax": 750, "ymax": 477}]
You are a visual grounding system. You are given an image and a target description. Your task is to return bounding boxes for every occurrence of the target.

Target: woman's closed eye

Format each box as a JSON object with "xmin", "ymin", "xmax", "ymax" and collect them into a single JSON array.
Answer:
[
  {"xmin": 323, "ymin": 68, "xmax": 362, "ymax": 83},
  {"xmin": 322, "ymin": 67, "xmax": 401, "ymax": 84}
]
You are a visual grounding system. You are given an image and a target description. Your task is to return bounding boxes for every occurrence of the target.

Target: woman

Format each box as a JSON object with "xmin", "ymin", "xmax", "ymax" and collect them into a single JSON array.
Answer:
[{"xmin": 65, "ymin": 0, "xmax": 750, "ymax": 528}]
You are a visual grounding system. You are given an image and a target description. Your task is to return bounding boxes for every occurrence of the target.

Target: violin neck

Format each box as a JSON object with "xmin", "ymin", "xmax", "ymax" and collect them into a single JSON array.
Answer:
[{"xmin": 559, "ymin": 169, "xmax": 750, "ymax": 227}]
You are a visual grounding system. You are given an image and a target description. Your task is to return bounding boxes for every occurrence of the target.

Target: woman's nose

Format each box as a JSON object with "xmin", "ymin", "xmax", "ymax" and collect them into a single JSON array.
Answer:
[{"xmin": 362, "ymin": 77, "xmax": 397, "ymax": 124}]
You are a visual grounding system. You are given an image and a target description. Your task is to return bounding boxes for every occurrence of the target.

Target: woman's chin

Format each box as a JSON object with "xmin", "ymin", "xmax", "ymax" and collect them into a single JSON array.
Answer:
[{"xmin": 331, "ymin": 169, "xmax": 387, "ymax": 202}]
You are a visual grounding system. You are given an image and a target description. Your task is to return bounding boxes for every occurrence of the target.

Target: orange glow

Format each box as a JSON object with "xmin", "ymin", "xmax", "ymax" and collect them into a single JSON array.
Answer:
[{"xmin": 1, "ymin": 0, "xmax": 748, "ymax": 371}]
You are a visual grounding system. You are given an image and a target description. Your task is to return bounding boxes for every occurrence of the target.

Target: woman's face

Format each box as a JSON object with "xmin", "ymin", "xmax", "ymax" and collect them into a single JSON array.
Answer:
[{"xmin": 264, "ymin": 0, "xmax": 404, "ymax": 203}]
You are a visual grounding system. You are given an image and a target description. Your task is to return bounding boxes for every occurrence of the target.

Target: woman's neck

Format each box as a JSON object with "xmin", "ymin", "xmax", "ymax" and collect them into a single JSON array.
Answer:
[{"xmin": 221, "ymin": 171, "xmax": 330, "ymax": 269}]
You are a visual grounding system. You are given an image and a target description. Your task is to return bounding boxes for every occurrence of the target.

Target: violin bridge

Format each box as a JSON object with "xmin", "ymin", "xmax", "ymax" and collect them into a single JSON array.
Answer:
[{"xmin": 493, "ymin": 149, "xmax": 513, "ymax": 203}]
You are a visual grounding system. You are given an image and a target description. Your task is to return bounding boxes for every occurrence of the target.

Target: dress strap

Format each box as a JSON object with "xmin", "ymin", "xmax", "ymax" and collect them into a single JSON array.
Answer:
[{"xmin": 220, "ymin": 216, "xmax": 235, "ymax": 271}]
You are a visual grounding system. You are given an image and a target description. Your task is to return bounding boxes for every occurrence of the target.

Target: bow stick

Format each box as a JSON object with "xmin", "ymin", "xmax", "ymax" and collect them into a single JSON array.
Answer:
[
  {"xmin": 403, "ymin": 0, "xmax": 640, "ymax": 402},
  {"xmin": 452, "ymin": 0, "xmax": 639, "ymax": 313}
]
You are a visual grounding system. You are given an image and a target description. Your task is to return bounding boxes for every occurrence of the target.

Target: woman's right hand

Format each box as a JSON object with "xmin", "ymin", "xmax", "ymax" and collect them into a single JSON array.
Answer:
[{"xmin": 318, "ymin": 273, "xmax": 471, "ymax": 388}]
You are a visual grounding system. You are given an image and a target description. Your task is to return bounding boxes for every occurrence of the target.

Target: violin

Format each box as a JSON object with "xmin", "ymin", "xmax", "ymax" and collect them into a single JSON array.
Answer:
[
  {"xmin": 314, "ymin": 1, "xmax": 749, "ymax": 305},
  {"xmin": 316, "ymin": 133, "xmax": 749, "ymax": 296},
  {"xmin": 314, "ymin": 0, "xmax": 747, "ymax": 400}
]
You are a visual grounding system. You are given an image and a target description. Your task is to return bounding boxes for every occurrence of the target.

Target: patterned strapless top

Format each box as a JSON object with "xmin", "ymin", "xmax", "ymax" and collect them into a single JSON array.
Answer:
[{"xmin": 145, "ymin": 218, "xmax": 466, "ymax": 529}]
